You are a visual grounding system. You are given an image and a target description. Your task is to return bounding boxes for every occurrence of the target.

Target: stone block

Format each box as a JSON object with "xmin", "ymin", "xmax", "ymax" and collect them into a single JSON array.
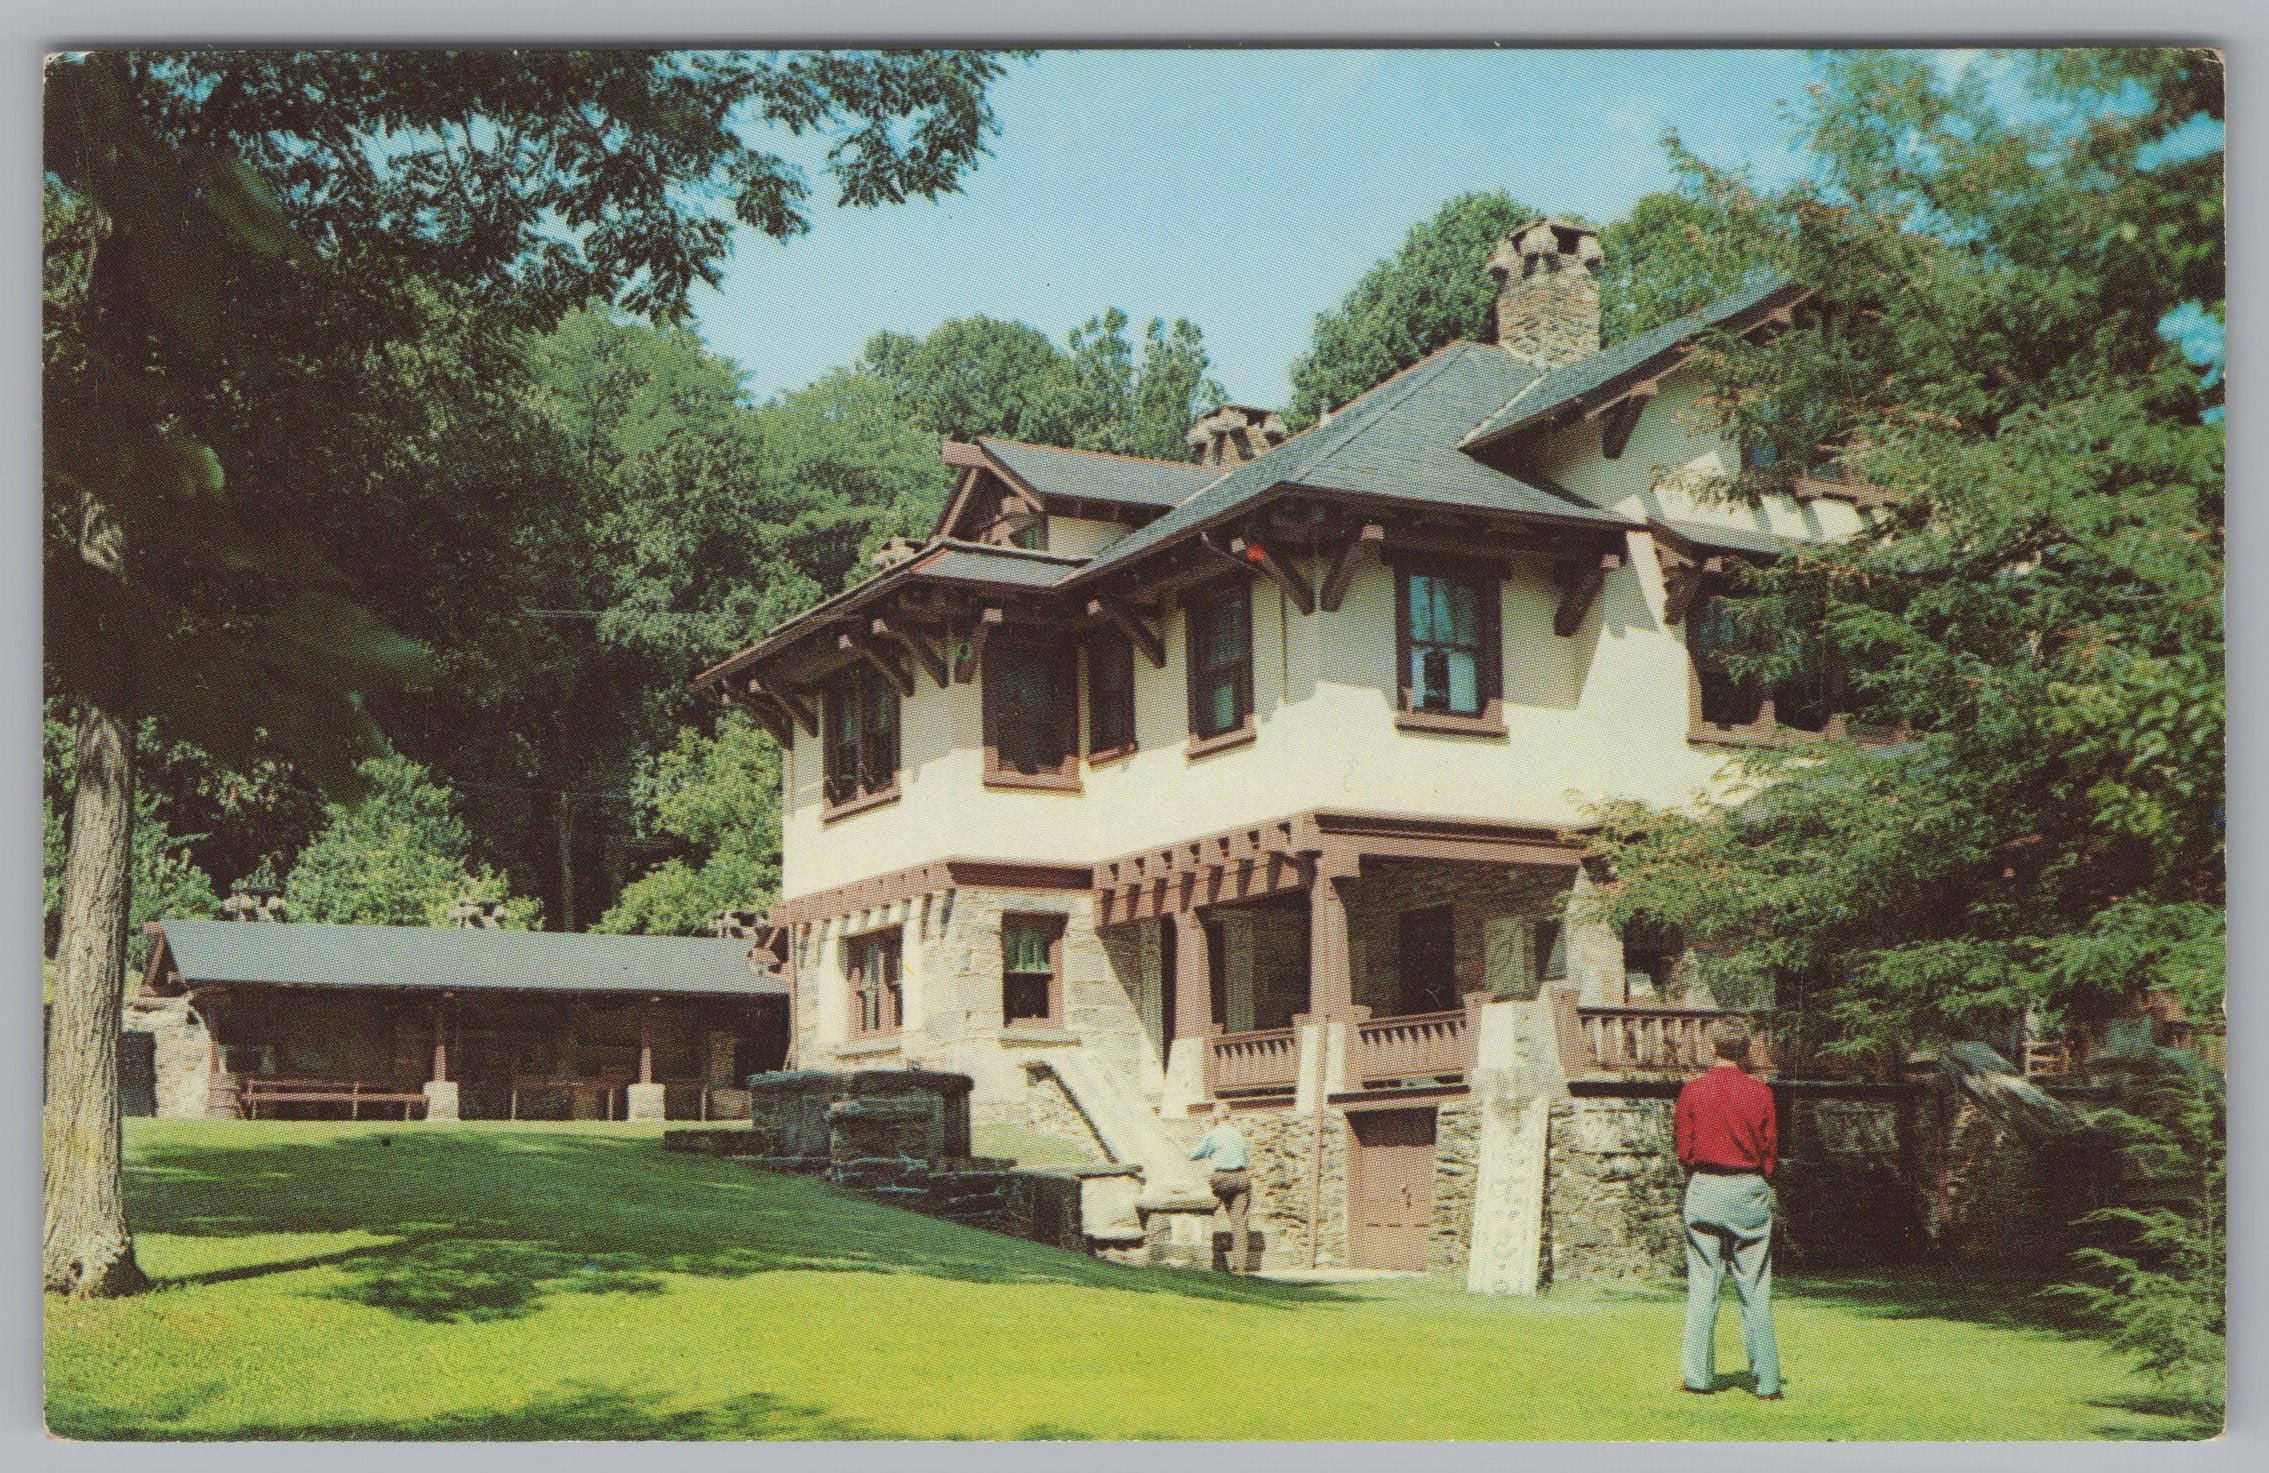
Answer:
[
  {"xmin": 625, "ymin": 1082, "xmax": 667, "ymax": 1121},
  {"xmin": 421, "ymin": 1080, "xmax": 460, "ymax": 1122}
]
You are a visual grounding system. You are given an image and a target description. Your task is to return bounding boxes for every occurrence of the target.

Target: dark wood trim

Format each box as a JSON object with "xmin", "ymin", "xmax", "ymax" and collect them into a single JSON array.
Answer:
[
  {"xmin": 1185, "ymin": 721, "xmax": 1256, "ymax": 759},
  {"xmin": 1088, "ymin": 597, "xmax": 1163, "ymax": 669},
  {"xmin": 771, "ymin": 858, "xmax": 1092, "ymax": 927},
  {"xmin": 845, "ymin": 926, "xmax": 905, "ymax": 1039},
  {"xmin": 1319, "ymin": 522, "xmax": 1385, "ymax": 613},
  {"xmin": 952, "ymin": 605, "xmax": 1004, "ymax": 685},
  {"xmin": 1230, "ymin": 535, "xmax": 1314, "ymax": 615},
  {"xmin": 1552, "ymin": 550, "xmax": 1624, "ymax": 638},
  {"xmin": 730, "ymin": 690, "xmax": 793, "ymax": 746},
  {"xmin": 840, "ymin": 631, "xmax": 913, "ymax": 698},
  {"xmin": 762, "ymin": 684, "xmax": 819, "ymax": 736},
  {"xmin": 1598, "ymin": 391, "xmax": 1653, "ymax": 460},
  {"xmin": 1083, "ymin": 626, "xmax": 1139, "ymax": 761},
  {"xmin": 872, "ymin": 615, "xmax": 948, "ymax": 689},
  {"xmin": 1393, "ymin": 710, "xmax": 1508, "ymax": 739},
  {"xmin": 819, "ymin": 783, "xmax": 901, "ymax": 824}
]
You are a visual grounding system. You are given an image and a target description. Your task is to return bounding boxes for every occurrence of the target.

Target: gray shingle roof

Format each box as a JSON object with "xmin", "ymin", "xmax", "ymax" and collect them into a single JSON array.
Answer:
[
  {"xmin": 979, "ymin": 439, "xmax": 1219, "ymax": 508},
  {"xmin": 1462, "ymin": 274, "xmax": 1802, "ymax": 449},
  {"xmin": 1071, "ymin": 342, "xmax": 1635, "ymax": 583},
  {"xmin": 916, "ymin": 542, "xmax": 1084, "ymax": 590},
  {"xmin": 152, "ymin": 920, "xmax": 785, "ymax": 997}
]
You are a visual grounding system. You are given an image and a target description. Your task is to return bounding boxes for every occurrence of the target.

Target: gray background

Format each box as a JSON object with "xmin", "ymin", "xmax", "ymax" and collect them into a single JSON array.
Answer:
[{"xmin": 6, "ymin": 4, "xmax": 2257, "ymax": 1470}]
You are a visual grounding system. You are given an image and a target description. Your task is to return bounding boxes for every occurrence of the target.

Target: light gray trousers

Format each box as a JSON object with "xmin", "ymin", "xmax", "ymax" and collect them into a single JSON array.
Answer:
[{"xmin": 1680, "ymin": 1171, "xmax": 1782, "ymax": 1395}]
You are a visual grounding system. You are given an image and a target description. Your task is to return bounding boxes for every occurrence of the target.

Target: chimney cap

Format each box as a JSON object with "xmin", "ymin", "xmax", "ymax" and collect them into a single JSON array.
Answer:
[{"xmin": 1487, "ymin": 219, "xmax": 1604, "ymax": 280}]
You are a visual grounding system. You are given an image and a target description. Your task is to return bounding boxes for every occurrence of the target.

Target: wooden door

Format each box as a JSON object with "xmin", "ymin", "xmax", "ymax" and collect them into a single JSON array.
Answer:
[
  {"xmin": 1397, "ymin": 905, "xmax": 1458, "ymax": 1015},
  {"xmin": 1350, "ymin": 1107, "xmax": 1438, "ymax": 1271}
]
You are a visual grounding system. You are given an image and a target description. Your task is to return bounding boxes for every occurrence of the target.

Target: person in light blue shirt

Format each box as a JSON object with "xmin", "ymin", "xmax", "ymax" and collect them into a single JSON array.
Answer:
[{"xmin": 1190, "ymin": 1102, "xmax": 1252, "ymax": 1272}]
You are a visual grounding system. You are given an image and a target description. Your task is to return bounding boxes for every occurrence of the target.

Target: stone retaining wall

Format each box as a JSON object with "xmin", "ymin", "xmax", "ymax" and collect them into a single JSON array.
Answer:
[{"xmin": 1429, "ymin": 1096, "xmax": 1483, "ymax": 1272}]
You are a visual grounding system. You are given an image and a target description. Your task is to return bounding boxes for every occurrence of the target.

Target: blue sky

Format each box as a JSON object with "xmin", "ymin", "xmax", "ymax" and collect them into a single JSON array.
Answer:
[{"xmin": 691, "ymin": 49, "xmax": 1826, "ymax": 408}]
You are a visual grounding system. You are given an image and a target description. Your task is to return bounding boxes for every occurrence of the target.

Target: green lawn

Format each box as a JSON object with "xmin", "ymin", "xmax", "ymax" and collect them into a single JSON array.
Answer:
[{"xmin": 45, "ymin": 1120, "xmax": 2201, "ymax": 1441}]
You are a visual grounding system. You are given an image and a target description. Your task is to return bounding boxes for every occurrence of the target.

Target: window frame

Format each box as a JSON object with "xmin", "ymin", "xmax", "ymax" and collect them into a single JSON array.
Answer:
[
  {"xmin": 1389, "ymin": 552, "xmax": 1507, "ymax": 737},
  {"xmin": 821, "ymin": 665, "xmax": 902, "ymax": 820},
  {"xmin": 1084, "ymin": 627, "xmax": 1138, "ymax": 764},
  {"xmin": 845, "ymin": 927, "xmax": 904, "ymax": 1039},
  {"xmin": 982, "ymin": 639, "xmax": 1081, "ymax": 791},
  {"xmin": 1183, "ymin": 581, "xmax": 1255, "ymax": 752},
  {"xmin": 999, "ymin": 912, "xmax": 1067, "ymax": 1029},
  {"xmin": 1684, "ymin": 587, "xmax": 1893, "ymax": 747}
]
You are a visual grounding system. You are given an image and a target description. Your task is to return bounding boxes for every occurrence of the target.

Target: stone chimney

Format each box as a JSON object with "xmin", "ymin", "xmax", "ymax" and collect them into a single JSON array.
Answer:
[
  {"xmin": 220, "ymin": 885, "xmax": 286, "ymax": 922},
  {"xmin": 449, "ymin": 897, "xmax": 510, "ymax": 929},
  {"xmin": 1186, "ymin": 404, "xmax": 1288, "ymax": 467},
  {"xmin": 870, "ymin": 536, "xmax": 923, "ymax": 571},
  {"xmin": 709, "ymin": 908, "xmax": 762, "ymax": 939},
  {"xmin": 1485, "ymin": 219, "xmax": 1604, "ymax": 369}
]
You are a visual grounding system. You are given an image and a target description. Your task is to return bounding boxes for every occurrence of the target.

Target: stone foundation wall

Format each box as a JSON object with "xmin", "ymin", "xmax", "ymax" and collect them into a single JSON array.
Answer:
[
  {"xmin": 1543, "ymin": 1098, "xmax": 1688, "ymax": 1283},
  {"xmin": 1240, "ymin": 1106, "xmax": 1350, "ymax": 1269},
  {"xmin": 1429, "ymin": 1097, "xmax": 1483, "ymax": 1272}
]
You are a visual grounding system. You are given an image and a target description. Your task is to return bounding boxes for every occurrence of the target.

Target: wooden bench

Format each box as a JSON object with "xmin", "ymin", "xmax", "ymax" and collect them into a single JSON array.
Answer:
[{"xmin": 241, "ymin": 1077, "xmax": 430, "ymax": 1120}]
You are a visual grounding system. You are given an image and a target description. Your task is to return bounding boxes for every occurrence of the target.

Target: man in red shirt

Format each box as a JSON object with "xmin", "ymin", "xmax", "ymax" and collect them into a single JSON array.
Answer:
[{"xmin": 1674, "ymin": 1020, "xmax": 1783, "ymax": 1399}]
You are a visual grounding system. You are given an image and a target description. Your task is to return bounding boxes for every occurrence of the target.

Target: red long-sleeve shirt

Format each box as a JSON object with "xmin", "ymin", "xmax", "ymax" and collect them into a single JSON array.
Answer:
[{"xmin": 1674, "ymin": 1063, "xmax": 1779, "ymax": 1178}]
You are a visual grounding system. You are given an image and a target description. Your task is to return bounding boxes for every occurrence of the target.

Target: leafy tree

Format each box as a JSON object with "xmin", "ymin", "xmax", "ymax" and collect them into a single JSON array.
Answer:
[
  {"xmin": 283, "ymin": 754, "xmax": 540, "ymax": 929},
  {"xmin": 598, "ymin": 715, "xmax": 783, "ymax": 936},
  {"xmin": 1578, "ymin": 47, "xmax": 2221, "ymax": 1397},
  {"xmin": 1283, "ymin": 191, "xmax": 1539, "ymax": 430},
  {"xmin": 1596, "ymin": 189, "xmax": 1781, "ymax": 344},
  {"xmin": 1057, "ymin": 308, "xmax": 1226, "ymax": 460},
  {"xmin": 41, "ymin": 48, "xmax": 1017, "ymax": 1298}
]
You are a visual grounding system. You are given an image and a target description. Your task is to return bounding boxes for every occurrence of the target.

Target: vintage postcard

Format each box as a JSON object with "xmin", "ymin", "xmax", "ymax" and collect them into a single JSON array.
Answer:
[{"xmin": 41, "ymin": 46, "xmax": 2225, "ymax": 1442}]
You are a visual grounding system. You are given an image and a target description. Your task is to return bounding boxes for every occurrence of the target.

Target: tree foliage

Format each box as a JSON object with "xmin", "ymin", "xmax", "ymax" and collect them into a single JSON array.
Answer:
[
  {"xmin": 284, "ymin": 753, "xmax": 540, "ymax": 929},
  {"xmin": 597, "ymin": 715, "xmax": 783, "ymax": 936}
]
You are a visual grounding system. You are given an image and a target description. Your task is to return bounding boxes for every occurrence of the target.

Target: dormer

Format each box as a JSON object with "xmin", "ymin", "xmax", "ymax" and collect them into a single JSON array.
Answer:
[{"xmin": 933, "ymin": 438, "xmax": 1216, "ymax": 556}]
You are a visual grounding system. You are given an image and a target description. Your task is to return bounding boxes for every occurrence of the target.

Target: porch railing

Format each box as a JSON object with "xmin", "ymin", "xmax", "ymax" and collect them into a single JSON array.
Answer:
[
  {"xmin": 1207, "ymin": 1026, "xmax": 1300, "ymax": 1096},
  {"xmin": 1557, "ymin": 996, "xmax": 1773, "ymax": 1078},
  {"xmin": 1352, "ymin": 1007, "xmax": 1475, "ymax": 1088}
]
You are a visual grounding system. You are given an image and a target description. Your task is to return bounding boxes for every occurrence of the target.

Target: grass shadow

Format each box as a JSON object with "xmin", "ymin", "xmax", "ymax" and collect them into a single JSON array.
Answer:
[
  {"xmin": 2086, "ymin": 1390, "xmax": 2223, "ymax": 1442},
  {"xmin": 122, "ymin": 1124, "xmax": 1353, "ymax": 1325}
]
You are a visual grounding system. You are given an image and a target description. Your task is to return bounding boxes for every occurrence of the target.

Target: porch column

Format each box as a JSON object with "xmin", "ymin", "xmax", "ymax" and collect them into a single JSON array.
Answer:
[
  {"xmin": 1307, "ymin": 855, "xmax": 1357, "ymax": 1019},
  {"xmin": 202, "ymin": 991, "xmax": 241, "ymax": 1120},
  {"xmin": 1162, "ymin": 909, "xmax": 1215, "ymax": 1117},
  {"xmin": 422, "ymin": 993, "xmax": 460, "ymax": 1122},
  {"xmin": 626, "ymin": 995, "xmax": 667, "ymax": 1121}
]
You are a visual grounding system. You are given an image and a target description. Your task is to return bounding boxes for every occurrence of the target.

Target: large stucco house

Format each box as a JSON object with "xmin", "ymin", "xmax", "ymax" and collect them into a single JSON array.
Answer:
[{"xmin": 697, "ymin": 221, "xmax": 1896, "ymax": 1280}]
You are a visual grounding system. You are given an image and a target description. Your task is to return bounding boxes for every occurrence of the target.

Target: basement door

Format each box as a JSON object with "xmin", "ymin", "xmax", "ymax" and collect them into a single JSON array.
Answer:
[{"xmin": 1349, "ymin": 1107, "xmax": 1438, "ymax": 1271}]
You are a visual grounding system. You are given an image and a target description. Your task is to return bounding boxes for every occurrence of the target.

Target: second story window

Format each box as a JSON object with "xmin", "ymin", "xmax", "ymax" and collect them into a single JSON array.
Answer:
[
  {"xmin": 984, "ymin": 642, "xmax": 1079, "ymax": 788},
  {"xmin": 1086, "ymin": 628, "xmax": 1137, "ymax": 760},
  {"xmin": 1185, "ymin": 584, "xmax": 1253, "ymax": 743},
  {"xmin": 1689, "ymin": 596, "xmax": 1765, "ymax": 728},
  {"xmin": 1398, "ymin": 565, "xmax": 1502, "ymax": 718},
  {"xmin": 823, "ymin": 665, "xmax": 900, "ymax": 812},
  {"xmin": 846, "ymin": 928, "xmax": 903, "ymax": 1037}
]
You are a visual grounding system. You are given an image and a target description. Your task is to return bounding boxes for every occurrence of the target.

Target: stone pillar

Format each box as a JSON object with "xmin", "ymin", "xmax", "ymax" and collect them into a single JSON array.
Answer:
[
  {"xmin": 422, "ymin": 1080, "xmax": 461, "ymax": 1122},
  {"xmin": 422, "ymin": 997, "xmax": 457, "ymax": 1123},
  {"xmin": 1466, "ymin": 1000, "xmax": 1551, "ymax": 1296},
  {"xmin": 1293, "ymin": 1019, "xmax": 1327, "ymax": 1114},
  {"xmin": 1307, "ymin": 858, "xmax": 1356, "ymax": 1018},
  {"xmin": 625, "ymin": 1082, "xmax": 668, "ymax": 1120},
  {"xmin": 1164, "ymin": 909, "xmax": 1214, "ymax": 1116}
]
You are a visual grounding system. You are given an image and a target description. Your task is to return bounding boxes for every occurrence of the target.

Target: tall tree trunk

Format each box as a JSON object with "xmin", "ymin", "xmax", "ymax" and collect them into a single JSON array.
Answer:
[
  {"xmin": 557, "ymin": 791, "xmax": 576, "ymax": 933},
  {"xmin": 43, "ymin": 494, "xmax": 147, "ymax": 1298}
]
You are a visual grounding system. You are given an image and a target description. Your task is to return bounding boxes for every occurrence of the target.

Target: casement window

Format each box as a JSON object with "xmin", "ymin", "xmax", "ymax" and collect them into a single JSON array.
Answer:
[
  {"xmin": 1085, "ymin": 628, "xmax": 1137, "ymax": 761},
  {"xmin": 1689, "ymin": 596, "xmax": 1766, "ymax": 729},
  {"xmin": 984, "ymin": 642, "xmax": 1079, "ymax": 789},
  {"xmin": 846, "ymin": 929, "xmax": 903, "ymax": 1037},
  {"xmin": 1009, "ymin": 518, "xmax": 1048, "ymax": 551},
  {"xmin": 1185, "ymin": 584, "xmax": 1253, "ymax": 746},
  {"xmin": 822, "ymin": 665, "xmax": 901, "ymax": 814},
  {"xmin": 1392, "ymin": 558, "xmax": 1505, "ymax": 728},
  {"xmin": 1001, "ymin": 914, "xmax": 1066, "ymax": 1028}
]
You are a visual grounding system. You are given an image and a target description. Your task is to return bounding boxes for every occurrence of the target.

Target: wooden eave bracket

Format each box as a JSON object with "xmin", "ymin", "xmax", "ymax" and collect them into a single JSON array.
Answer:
[
  {"xmin": 1229, "ymin": 534, "xmax": 1314, "ymax": 615},
  {"xmin": 1597, "ymin": 390, "xmax": 1655, "ymax": 461},
  {"xmin": 729, "ymin": 685, "xmax": 793, "ymax": 745},
  {"xmin": 1553, "ymin": 549, "xmax": 1625, "ymax": 637},
  {"xmin": 840, "ymin": 630, "xmax": 913, "ymax": 697},
  {"xmin": 952, "ymin": 606, "xmax": 1003, "ymax": 684},
  {"xmin": 1319, "ymin": 523, "xmax": 1385, "ymax": 613},
  {"xmin": 1659, "ymin": 550, "xmax": 1724, "ymax": 626},
  {"xmin": 748, "ymin": 681, "xmax": 817, "ymax": 735},
  {"xmin": 1088, "ymin": 596, "xmax": 1165, "ymax": 668},
  {"xmin": 872, "ymin": 614, "xmax": 949, "ymax": 688}
]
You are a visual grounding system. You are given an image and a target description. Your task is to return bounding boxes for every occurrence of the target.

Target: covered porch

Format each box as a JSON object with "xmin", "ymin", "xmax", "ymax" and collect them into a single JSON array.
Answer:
[
  {"xmin": 1093, "ymin": 810, "xmax": 1746, "ymax": 1111},
  {"xmin": 140, "ymin": 919, "xmax": 790, "ymax": 1123}
]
